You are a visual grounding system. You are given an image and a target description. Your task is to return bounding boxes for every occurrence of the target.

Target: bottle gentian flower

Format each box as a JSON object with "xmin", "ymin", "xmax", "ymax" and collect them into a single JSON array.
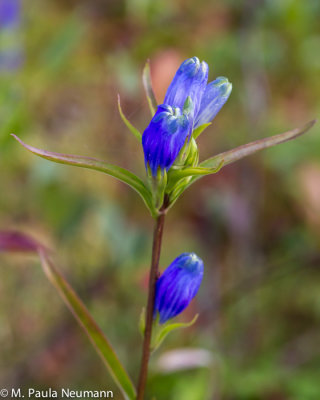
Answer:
[
  {"xmin": 154, "ymin": 252, "xmax": 204, "ymax": 324},
  {"xmin": 142, "ymin": 56, "xmax": 232, "ymax": 177}
]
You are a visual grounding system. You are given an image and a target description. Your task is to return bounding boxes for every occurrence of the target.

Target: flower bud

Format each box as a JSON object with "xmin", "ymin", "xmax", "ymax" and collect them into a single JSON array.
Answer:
[
  {"xmin": 164, "ymin": 57, "xmax": 208, "ymax": 119},
  {"xmin": 154, "ymin": 253, "xmax": 204, "ymax": 324},
  {"xmin": 142, "ymin": 104, "xmax": 192, "ymax": 176},
  {"xmin": 195, "ymin": 77, "xmax": 232, "ymax": 128}
]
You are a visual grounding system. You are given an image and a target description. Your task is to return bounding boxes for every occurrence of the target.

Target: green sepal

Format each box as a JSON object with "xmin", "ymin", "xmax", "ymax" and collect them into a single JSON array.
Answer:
[
  {"xmin": 117, "ymin": 94, "xmax": 142, "ymax": 142},
  {"xmin": 142, "ymin": 60, "xmax": 157, "ymax": 116},
  {"xmin": 184, "ymin": 138, "xmax": 199, "ymax": 167},
  {"xmin": 147, "ymin": 166, "xmax": 167, "ymax": 213},
  {"xmin": 166, "ymin": 160, "xmax": 223, "ymax": 196},
  {"xmin": 174, "ymin": 135, "xmax": 198, "ymax": 170},
  {"xmin": 192, "ymin": 123, "xmax": 211, "ymax": 139},
  {"xmin": 170, "ymin": 162, "xmax": 224, "ymax": 181},
  {"xmin": 183, "ymin": 96, "xmax": 193, "ymax": 116},
  {"xmin": 151, "ymin": 314, "xmax": 199, "ymax": 353}
]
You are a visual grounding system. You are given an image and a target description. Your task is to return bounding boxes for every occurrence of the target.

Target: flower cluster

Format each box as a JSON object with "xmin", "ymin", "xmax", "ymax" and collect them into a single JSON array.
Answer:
[
  {"xmin": 142, "ymin": 57, "xmax": 232, "ymax": 176},
  {"xmin": 142, "ymin": 57, "xmax": 230, "ymax": 323}
]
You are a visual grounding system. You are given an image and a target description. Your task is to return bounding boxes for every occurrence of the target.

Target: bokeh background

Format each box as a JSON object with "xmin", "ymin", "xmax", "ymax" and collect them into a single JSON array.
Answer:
[{"xmin": 1, "ymin": 0, "xmax": 320, "ymax": 399}]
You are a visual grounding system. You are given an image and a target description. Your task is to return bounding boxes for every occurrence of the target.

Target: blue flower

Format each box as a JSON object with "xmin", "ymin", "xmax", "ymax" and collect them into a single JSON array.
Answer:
[
  {"xmin": 164, "ymin": 57, "xmax": 209, "ymax": 119},
  {"xmin": 142, "ymin": 104, "xmax": 192, "ymax": 176},
  {"xmin": 195, "ymin": 76, "xmax": 232, "ymax": 128},
  {"xmin": 142, "ymin": 57, "xmax": 232, "ymax": 176},
  {"xmin": 154, "ymin": 252, "xmax": 204, "ymax": 324}
]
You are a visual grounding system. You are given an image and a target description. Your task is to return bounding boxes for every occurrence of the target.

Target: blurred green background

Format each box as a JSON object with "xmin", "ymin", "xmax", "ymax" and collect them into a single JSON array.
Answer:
[{"xmin": 1, "ymin": 0, "xmax": 320, "ymax": 399}]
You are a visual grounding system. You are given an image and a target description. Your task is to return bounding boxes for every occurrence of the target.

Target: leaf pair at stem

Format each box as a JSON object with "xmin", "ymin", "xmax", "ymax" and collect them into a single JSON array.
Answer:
[{"xmin": 11, "ymin": 61, "xmax": 316, "ymax": 218}]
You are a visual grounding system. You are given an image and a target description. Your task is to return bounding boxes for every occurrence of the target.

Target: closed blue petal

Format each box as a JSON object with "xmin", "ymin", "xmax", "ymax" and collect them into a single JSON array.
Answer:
[
  {"xmin": 164, "ymin": 57, "xmax": 208, "ymax": 119},
  {"xmin": 195, "ymin": 77, "xmax": 232, "ymax": 128},
  {"xmin": 154, "ymin": 253, "xmax": 204, "ymax": 324},
  {"xmin": 142, "ymin": 104, "xmax": 192, "ymax": 176}
]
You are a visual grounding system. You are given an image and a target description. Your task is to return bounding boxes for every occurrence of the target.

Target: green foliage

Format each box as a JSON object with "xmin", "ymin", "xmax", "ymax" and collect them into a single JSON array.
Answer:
[
  {"xmin": 118, "ymin": 95, "xmax": 142, "ymax": 142},
  {"xmin": 151, "ymin": 315, "xmax": 199, "ymax": 352}
]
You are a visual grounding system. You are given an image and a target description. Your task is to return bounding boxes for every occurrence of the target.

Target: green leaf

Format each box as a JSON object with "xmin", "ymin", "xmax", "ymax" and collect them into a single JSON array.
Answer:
[
  {"xmin": 192, "ymin": 123, "xmax": 211, "ymax": 139},
  {"xmin": 200, "ymin": 120, "xmax": 316, "ymax": 169},
  {"xmin": 152, "ymin": 315, "xmax": 199, "ymax": 352},
  {"xmin": 39, "ymin": 251, "xmax": 136, "ymax": 400},
  {"xmin": 117, "ymin": 95, "xmax": 142, "ymax": 142},
  {"xmin": 168, "ymin": 120, "xmax": 316, "ymax": 209},
  {"xmin": 142, "ymin": 60, "xmax": 157, "ymax": 116},
  {"xmin": 0, "ymin": 231, "xmax": 136, "ymax": 400},
  {"xmin": 12, "ymin": 135, "xmax": 156, "ymax": 217}
]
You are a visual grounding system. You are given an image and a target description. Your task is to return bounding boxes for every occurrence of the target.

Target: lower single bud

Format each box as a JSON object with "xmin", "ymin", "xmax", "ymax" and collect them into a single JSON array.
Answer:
[{"xmin": 154, "ymin": 252, "xmax": 204, "ymax": 324}]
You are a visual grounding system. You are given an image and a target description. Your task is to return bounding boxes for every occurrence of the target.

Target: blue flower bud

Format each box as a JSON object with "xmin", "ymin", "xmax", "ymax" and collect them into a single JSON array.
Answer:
[
  {"xmin": 142, "ymin": 104, "xmax": 192, "ymax": 176},
  {"xmin": 195, "ymin": 77, "xmax": 232, "ymax": 128},
  {"xmin": 154, "ymin": 252, "xmax": 204, "ymax": 324},
  {"xmin": 164, "ymin": 57, "xmax": 208, "ymax": 119}
]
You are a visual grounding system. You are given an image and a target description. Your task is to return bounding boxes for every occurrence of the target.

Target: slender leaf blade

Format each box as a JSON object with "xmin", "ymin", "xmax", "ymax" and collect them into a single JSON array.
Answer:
[
  {"xmin": 117, "ymin": 95, "xmax": 142, "ymax": 142},
  {"xmin": 0, "ymin": 231, "xmax": 136, "ymax": 400},
  {"xmin": 168, "ymin": 120, "xmax": 316, "ymax": 209},
  {"xmin": 12, "ymin": 135, "xmax": 155, "ymax": 216},
  {"xmin": 142, "ymin": 60, "xmax": 157, "ymax": 116},
  {"xmin": 200, "ymin": 120, "xmax": 316, "ymax": 169},
  {"xmin": 38, "ymin": 250, "xmax": 136, "ymax": 400}
]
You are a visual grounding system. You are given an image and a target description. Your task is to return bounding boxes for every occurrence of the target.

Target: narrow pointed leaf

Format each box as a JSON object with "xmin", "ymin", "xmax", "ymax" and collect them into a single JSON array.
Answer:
[
  {"xmin": 117, "ymin": 95, "xmax": 142, "ymax": 142},
  {"xmin": 142, "ymin": 60, "xmax": 157, "ymax": 116},
  {"xmin": 200, "ymin": 120, "xmax": 316, "ymax": 169},
  {"xmin": 152, "ymin": 315, "xmax": 198, "ymax": 352},
  {"xmin": 38, "ymin": 251, "xmax": 136, "ymax": 400},
  {"xmin": 0, "ymin": 231, "xmax": 136, "ymax": 400},
  {"xmin": 192, "ymin": 123, "xmax": 211, "ymax": 139},
  {"xmin": 12, "ymin": 135, "xmax": 155, "ymax": 216},
  {"xmin": 168, "ymin": 120, "xmax": 316, "ymax": 210}
]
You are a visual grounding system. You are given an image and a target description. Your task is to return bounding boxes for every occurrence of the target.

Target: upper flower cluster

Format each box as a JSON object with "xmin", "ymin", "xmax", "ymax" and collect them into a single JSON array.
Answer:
[{"xmin": 142, "ymin": 57, "xmax": 232, "ymax": 176}]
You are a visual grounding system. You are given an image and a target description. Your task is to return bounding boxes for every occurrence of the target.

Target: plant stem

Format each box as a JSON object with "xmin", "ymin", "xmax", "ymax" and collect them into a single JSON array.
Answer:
[{"xmin": 136, "ymin": 199, "xmax": 168, "ymax": 400}]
